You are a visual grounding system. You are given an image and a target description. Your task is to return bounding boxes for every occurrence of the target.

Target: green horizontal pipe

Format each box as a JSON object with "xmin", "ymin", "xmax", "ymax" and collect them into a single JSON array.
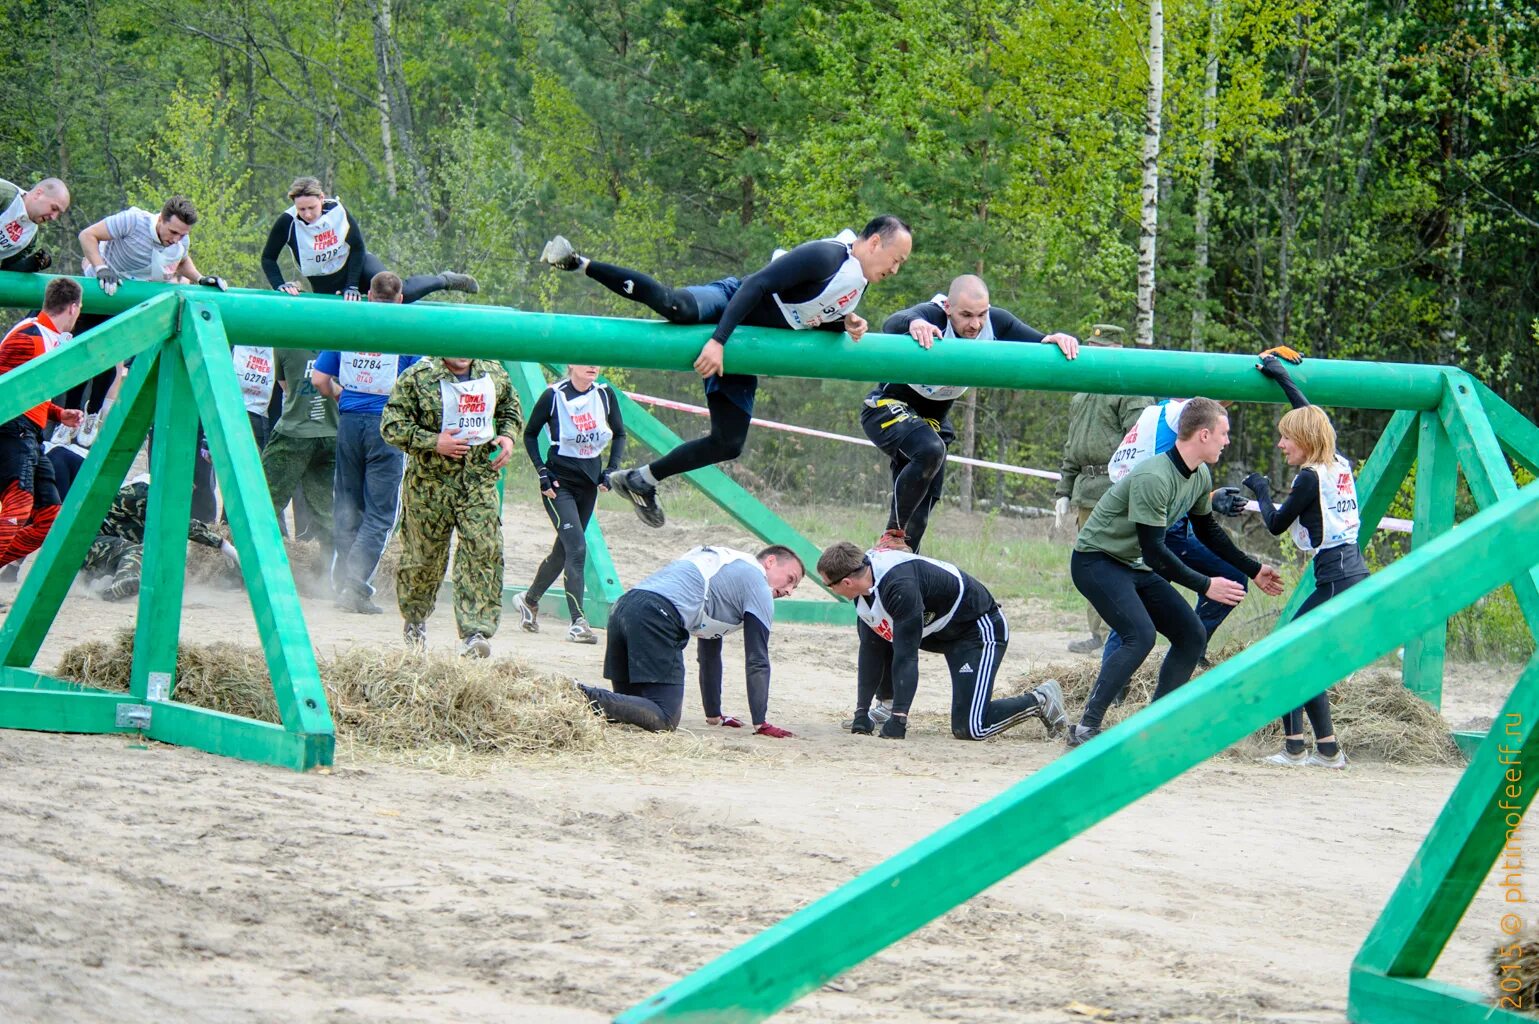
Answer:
[{"xmin": 0, "ymin": 272, "xmax": 1447, "ymax": 409}]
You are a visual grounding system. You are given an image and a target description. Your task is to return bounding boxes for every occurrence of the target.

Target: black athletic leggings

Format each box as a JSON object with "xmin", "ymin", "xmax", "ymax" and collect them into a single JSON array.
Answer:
[
  {"xmin": 649, "ymin": 391, "xmax": 752, "ymax": 481},
  {"xmin": 528, "ymin": 476, "xmax": 598, "ymax": 620},
  {"xmin": 1071, "ymin": 550, "xmax": 1208, "ymax": 730},
  {"xmin": 1282, "ymin": 572, "xmax": 1368, "ymax": 737},
  {"xmin": 861, "ymin": 404, "xmax": 948, "ymax": 553},
  {"xmin": 585, "ymin": 260, "xmax": 700, "ymax": 323},
  {"xmin": 310, "ymin": 253, "xmax": 447, "ymax": 304}
]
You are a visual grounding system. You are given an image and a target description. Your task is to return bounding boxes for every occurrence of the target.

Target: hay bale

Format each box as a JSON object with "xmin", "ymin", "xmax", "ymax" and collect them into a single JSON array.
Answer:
[
  {"xmin": 1491, "ymin": 928, "xmax": 1539, "ymax": 1011},
  {"xmin": 1004, "ymin": 658, "xmax": 1460, "ymax": 765},
  {"xmin": 56, "ymin": 629, "xmax": 279, "ymax": 723}
]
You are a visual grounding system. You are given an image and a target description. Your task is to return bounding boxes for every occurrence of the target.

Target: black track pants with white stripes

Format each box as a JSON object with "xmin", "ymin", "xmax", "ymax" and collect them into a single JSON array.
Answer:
[{"xmin": 944, "ymin": 607, "xmax": 1041, "ymax": 740}]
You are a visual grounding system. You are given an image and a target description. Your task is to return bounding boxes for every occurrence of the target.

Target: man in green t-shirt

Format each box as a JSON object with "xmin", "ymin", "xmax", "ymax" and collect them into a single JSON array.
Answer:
[
  {"xmin": 262, "ymin": 348, "xmax": 338, "ymax": 555},
  {"xmin": 1066, "ymin": 397, "xmax": 1282, "ymax": 747}
]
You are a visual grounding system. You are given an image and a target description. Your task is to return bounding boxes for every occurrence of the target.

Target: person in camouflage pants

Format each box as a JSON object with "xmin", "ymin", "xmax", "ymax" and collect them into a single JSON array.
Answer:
[
  {"xmin": 81, "ymin": 479, "xmax": 237, "ymax": 600},
  {"xmin": 263, "ymin": 348, "xmax": 338, "ymax": 554},
  {"xmin": 380, "ymin": 356, "xmax": 521, "ymax": 657}
]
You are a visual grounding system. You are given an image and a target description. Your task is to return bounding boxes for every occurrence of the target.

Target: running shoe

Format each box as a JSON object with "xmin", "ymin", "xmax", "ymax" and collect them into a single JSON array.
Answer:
[
  {"xmin": 1065, "ymin": 723, "xmax": 1099, "ymax": 748},
  {"xmin": 874, "ymin": 528, "xmax": 909, "ymax": 552},
  {"xmin": 1306, "ymin": 748, "xmax": 1348, "ymax": 769},
  {"xmin": 841, "ymin": 700, "xmax": 892, "ymax": 730},
  {"xmin": 404, "ymin": 621, "xmax": 427, "ymax": 650},
  {"xmin": 879, "ymin": 716, "xmax": 907, "ymax": 740},
  {"xmin": 1066, "ymin": 635, "xmax": 1104, "ymax": 654},
  {"xmin": 849, "ymin": 710, "xmax": 874, "ymax": 735},
  {"xmin": 567, "ymin": 617, "xmax": 598, "ymax": 644},
  {"xmin": 540, "ymin": 235, "xmax": 582, "ymax": 272},
  {"xmin": 608, "ymin": 469, "xmax": 665, "ymax": 528},
  {"xmin": 459, "ymin": 632, "xmax": 492, "ymax": 659},
  {"xmin": 1260, "ymin": 748, "xmax": 1308, "ymax": 766},
  {"xmin": 337, "ymin": 586, "xmax": 384, "ymax": 615},
  {"xmin": 439, "ymin": 270, "xmax": 480, "ymax": 293},
  {"xmin": 517, "ymin": 592, "xmax": 540, "ymax": 633},
  {"xmin": 1032, "ymin": 679, "xmax": 1068, "ymax": 736}
]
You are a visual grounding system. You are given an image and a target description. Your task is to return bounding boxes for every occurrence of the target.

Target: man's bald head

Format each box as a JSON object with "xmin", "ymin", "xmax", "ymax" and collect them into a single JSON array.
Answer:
[
  {"xmin": 947, "ymin": 274, "xmax": 989, "ymax": 307},
  {"xmin": 946, "ymin": 275, "xmax": 992, "ymax": 339},
  {"xmin": 24, "ymin": 178, "xmax": 70, "ymax": 223}
]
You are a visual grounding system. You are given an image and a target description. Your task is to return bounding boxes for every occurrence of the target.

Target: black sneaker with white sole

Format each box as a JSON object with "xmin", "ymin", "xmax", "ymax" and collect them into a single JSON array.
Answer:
[
  {"xmin": 608, "ymin": 469, "xmax": 665, "ymax": 528},
  {"xmin": 517, "ymin": 593, "xmax": 539, "ymax": 633},
  {"xmin": 1065, "ymin": 723, "xmax": 1099, "ymax": 748}
]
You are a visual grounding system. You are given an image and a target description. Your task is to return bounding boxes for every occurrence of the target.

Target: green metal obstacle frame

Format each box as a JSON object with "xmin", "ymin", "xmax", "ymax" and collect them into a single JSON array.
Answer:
[{"xmin": 0, "ymin": 273, "xmax": 1536, "ymax": 1022}]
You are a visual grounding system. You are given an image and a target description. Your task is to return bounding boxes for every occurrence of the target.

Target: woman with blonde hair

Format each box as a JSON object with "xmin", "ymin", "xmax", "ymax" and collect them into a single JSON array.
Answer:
[
  {"xmin": 260, "ymin": 176, "xmax": 478, "ymax": 303},
  {"xmin": 1244, "ymin": 356, "xmax": 1367, "ymax": 768}
]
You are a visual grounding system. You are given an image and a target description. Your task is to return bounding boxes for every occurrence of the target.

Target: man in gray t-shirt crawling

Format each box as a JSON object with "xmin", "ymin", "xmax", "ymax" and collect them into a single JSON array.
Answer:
[{"xmin": 577, "ymin": 544, "xmax": 804, "ymax": 736}]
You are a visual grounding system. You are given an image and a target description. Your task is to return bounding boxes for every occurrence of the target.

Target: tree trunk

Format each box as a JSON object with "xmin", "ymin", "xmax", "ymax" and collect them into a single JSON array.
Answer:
[
  {"xmin": 367, "ymin": 0, "xmax": 435, "ymax": 237},
  {"xmin": 1189, "ymin": 0, "xmax": 1221, "ymax": 352},
  {"xmin": 1135, "ymin": 0, "xmax": 1165, "ymax": 349},
  {"xmin": 373, "ymin": 0, "xmax": 399, "ymax": 197}
]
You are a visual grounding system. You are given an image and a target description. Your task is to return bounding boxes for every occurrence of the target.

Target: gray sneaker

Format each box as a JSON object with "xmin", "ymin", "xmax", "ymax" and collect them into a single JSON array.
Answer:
[
  {"xmin": 1032, "ymin": 679, "xmax": 1068, "ymax": 736},
  {"xmin": 1306, "ymin": 748, "xmax": 1347, "ymax": 769},
  {"xmin": 843, "ymin": 700, "xmax": 893, "ymax": 730},
  {"xmin": 1065, "ymin": 723, "xmax": 1099, "ymax": 748},
  {"xmin": 337, "ymin": 586, "xmax": 384, "ymax": 615},
  {"xmin": 438, "ymin": 270, "xmax": 480, "ymax": 293},
  {"xmin": 608, "ymin": 469, "xmax": 665, "ymax": 528},
  {"xmin": 1261, "ymin": 748, "xmax": 1308, "ymax": 766},
  {"xmin": 567, "ymin": 617, "xmax": 598, "ymax": 644},
  {"xmin": 517, "ymin": 593, "xmax": 539, "ymax": 633},
  {"xmin": 540, "ymin": 235, "xmax": 582, "ymax": 271},
  {"xmin": 459, "ymin": 632, "xmax": 492, "ymax": 659},
  {"xmin": 404, "ymin": 621, "xmax": 427, "ymax": 650},
  {"xmin": 1067, "ymin": 635, "xmax": 1104, "ymax": 654}
]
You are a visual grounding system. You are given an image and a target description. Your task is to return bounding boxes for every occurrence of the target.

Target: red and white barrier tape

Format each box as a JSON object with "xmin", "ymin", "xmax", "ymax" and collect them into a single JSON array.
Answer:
[{"xmin": 622, "ymin": 391, "xmax": 1413, "ymax": 534}]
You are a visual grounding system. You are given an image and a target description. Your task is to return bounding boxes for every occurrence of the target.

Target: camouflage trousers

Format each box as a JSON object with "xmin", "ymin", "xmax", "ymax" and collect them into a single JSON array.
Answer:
[
  {"xmin": 396, "ymin": 475, "xmax": 504, "ymax": 638},
  {"xmin": 262, "ymin": 432, "xmax": 335, "ymax": 547},
  {"xmin": 82, "ymin": 536, "xmax": 144, "ymax": 602}
]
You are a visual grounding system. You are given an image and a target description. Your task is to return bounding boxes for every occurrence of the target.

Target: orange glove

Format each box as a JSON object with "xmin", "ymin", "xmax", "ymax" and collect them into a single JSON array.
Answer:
[{"xmin": 1258, "ymin": 345, "xmax": 1303, "ymax": 364}]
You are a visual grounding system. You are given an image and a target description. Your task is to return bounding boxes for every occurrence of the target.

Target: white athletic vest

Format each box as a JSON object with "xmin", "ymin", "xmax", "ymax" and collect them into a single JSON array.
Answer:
[
  {"xmin": 10, "ymin": 316, "xmax": 69, "ymax": 353},
  {"xmin": 337, "ymin": 352, "xmax": 402, "ymax": 396},
  {"xmin": 287, "ymin": 201, "xmax": 351, "ymax": 277},
  {"xmin": 0, "ymin": 182, "xmax": 38, "ymax": 259},
  {"xmin": 680, "ymin": 545, "xmax": 763, "ymax": 639},
  {"xmin": 232, "ymin": 346, "xmax": 276, "ymax": 416},
  {"xmin": 906, "ymin": 292, "xmax": 994, "ymax": 401},
  {"xmin": 771, "ymin": 229, "xmax": 869, "ymax": 330},
  {"xmin": 551, "ymin": 382, "xmax": 613, "ymax": 460},
  {"xmin": 1108, "ymin": 399, "xmax": 1188, "ymax": 483},
  {"xmin": 439, "ymin": 374, "xmax": 498, "ymax": 445},
  {"xmin": 855, "ymin": 549, "xmax": 965, "ymax": 643},
  {"xmin": 1292, "ymin": 454, "xmax": 1360, "ymax": 553}
]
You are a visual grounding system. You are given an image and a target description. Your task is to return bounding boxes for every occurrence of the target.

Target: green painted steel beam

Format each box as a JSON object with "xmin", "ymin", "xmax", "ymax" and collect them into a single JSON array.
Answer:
[
  {"xmin": 1403, "ymin": 411, "xmax": 1457, "ymax": 706},
  {"xmin": 1348, "ymin": 971, "xmax": 1532, "ymax": 1024},
  {"xmin": 0, "ymin": 274, "xmax": 1447, "ymax": 409},
  {"xmin": 617, "ymin": 479, "xmax": 1539, "ymax": 1023}
]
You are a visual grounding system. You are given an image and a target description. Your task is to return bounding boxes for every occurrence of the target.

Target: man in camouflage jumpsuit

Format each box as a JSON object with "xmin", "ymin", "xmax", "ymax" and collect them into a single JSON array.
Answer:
[
  {"xmin": 380, "ymin": 356, "xmax": 521, "ymax": 657},
  {"xmin": 80, "ymin": 479, "xmax": 238, "ymax": 600},
  {"xmin": 1053, "ymin": 325, "xmax": 1152, "ymax": 653},
  {"xmin": 262, "ymin": 347, "xmax": 337, "ymax": 552}
]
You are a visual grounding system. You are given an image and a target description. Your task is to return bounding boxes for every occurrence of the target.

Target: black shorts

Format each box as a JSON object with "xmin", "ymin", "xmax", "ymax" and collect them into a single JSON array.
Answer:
[
  {"xmin": 603, "ymin": 588, "xmax": 689, "ymax": 687},
  {"xmin": 0, "ymin": 426, "xmax": 58, "ymax": 505},
  {"xmin": 859, "ymin": 400, "xmax": 955, "ymax": 458}
]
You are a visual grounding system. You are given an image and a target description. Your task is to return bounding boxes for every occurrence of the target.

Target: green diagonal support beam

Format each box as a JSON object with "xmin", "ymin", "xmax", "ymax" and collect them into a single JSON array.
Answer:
[
  {"xmin": 1475, "ymin": 380, "xmax": 1539, "ymax": 479},
  {"xmin": 1403, "ymin": 410, "xmax": 1457, "ymax": 706},
  {"xmin": 618, "ymin": 479, "xmax": 1539, "ymax": 1023}
]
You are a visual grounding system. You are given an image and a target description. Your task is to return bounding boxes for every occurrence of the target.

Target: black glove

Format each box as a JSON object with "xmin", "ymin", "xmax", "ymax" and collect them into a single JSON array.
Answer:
[
  {"xmin": 197, "ymin": 275, "xmax": 228, "ymax": 291},
  {"xmin": 1256, "ymin": 354, "xmax": 1292, "ymax": 381},
  {"xmin": 31, "ymin": 248, "xmax": 51, "ymax": 271},
  {"xmin": 343, "ymin": 285, "xmax": 361, "ymax": 301},
  {"xmin": 1243, "ymin": 472, "xmax": 1268, "ymax": 495},
  {"xmin": 600, "ymin": 468, "xmax": 615, "ymax": 489},
  {"xmin": 95, "ymin": 266, "xmax": 121, "ymax": 292},
  {"xmin": 879, "ymin": 715, "xmax": 907, "ymax": 740},
  {"xmin": 850, "ymin": 710, "xmax": 873, "ymax": 735},
  {"xmin": 537, "ymin": 468, "xmax": 555, "ymax": 493},
  {"xmin": 1211, "ymin": 486, "xmax": 1246, "ymax": 517}
]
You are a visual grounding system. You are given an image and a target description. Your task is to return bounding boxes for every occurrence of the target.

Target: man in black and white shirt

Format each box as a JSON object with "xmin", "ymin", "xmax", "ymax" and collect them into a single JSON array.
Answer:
[
  {"xmin": 541, "ymin": 216, "xmax": 912, "ymax": 528},
  {"xmin": 0, "ymin": 177, "xmax": 70, "ymax": 272},
  {"xmin": 818, "ymin": 540, "xmax": 1067, "ymax": 741}
]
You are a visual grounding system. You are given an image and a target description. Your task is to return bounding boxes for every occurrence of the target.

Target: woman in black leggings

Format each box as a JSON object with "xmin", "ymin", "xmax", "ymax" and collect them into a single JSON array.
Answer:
[
  {"xmin": 260, "ymin": 176, "xmax": 478, "ymax": 302},
  {"xmin": 1245, "ymin": 357, "xmax": 1366, "ymax": 769},
  {"xmin": 517, "ymin": 365, "xmax": 626, "ymax": 643}
]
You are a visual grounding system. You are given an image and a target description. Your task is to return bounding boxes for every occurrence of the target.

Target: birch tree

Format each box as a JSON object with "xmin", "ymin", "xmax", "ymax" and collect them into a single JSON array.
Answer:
[{"xmin": 1135, "ymin": 0, "xmax": 1165, "ymax": 349}]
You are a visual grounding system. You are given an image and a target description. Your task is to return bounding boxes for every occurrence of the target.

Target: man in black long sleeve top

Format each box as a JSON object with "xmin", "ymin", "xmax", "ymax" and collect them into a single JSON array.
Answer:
[
  {"xmin": 1067, "ymin": 398, "xmax": 1284, "ymax": 747},
  {"xmin": 867, "ymin": 275, "xmax": 1080, "ymax": 551},
  {"xmin": 540, "ymin": 216, "xmax": 913, "ymax": 528},
  {"xmin": 818, "ymin": 540, "xmax": 1068, "ymax": 741}
]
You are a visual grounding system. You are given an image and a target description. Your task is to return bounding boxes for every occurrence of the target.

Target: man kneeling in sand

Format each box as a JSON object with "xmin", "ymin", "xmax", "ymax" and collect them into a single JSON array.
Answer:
[{"xmin": 578, "ymin": 545, "xmax": 803, "ymax": 737}]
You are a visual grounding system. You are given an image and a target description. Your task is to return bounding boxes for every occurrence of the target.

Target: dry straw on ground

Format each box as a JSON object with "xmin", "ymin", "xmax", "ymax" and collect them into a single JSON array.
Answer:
[
  {"xmin": 1004, "ymin": 655, "xmax": 1461, "ymax": 765},
  {"xmin": 1491, "ymin": 928, "xmax": 1539, "ymax": 1012}
]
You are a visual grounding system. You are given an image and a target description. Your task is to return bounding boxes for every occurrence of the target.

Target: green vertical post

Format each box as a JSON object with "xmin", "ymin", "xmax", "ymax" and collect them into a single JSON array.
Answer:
[
  {"xmin": 129, "ymin": 337, "xmax": 199, "ymax": 700},
  {"xmin": 1402, "ymin": 410, "xmax": 1457, "ymax": 706}
]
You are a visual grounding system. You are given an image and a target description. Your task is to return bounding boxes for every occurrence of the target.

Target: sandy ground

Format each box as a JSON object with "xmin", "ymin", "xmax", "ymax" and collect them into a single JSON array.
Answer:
[{"xmin": 0, "ymin": 492, "xmax": 1526, "ymax": 1023}]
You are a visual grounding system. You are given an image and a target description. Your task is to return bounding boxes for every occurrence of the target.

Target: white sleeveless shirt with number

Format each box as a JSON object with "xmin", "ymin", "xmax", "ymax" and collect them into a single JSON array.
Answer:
[
  {"xmin": 1293, "ymin": 454, "xmax": 1360, "ymax": 553},
  {"xmin": 287, "ymin": 200, "xmax": 352, "ymax": 278},
  {"xmin": 551, "ymin": 381, "xmax": 613, "ymax": 460},
  {"xmin": 1108, "ymin": 399, "xmax": 1188, "ymax": 483},
  {"xmin": 232, "ymin": 346, "xmax": 276, "ymax": 416},
  {"xmin": 906, "ymin": 292, "xmax": 995, "ymax": 402},
  {"xmin": 856, "ymin": 549, "xmax": 966, "ymax": 643},
  {"xmin": 440, "ymin": 374, "xmax": 498, "ymax": 445},
  {"xmin": 771, "ymin": 229, "xmax": 869, "ymax": 330},
  {"xmin": 337, "ymin": 352, "xmax": 402, "ymax": 396},
  {"xmin": 680, "ymin": 545, "xmax": 764, "ymax": 639},
  {"xmin": 0, "ymin": 181, "xmax": 38, "ymax": 260}
]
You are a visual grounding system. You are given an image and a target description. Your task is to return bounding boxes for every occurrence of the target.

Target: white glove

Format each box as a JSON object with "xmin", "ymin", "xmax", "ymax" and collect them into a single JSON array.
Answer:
[
  {"xmin": 219, "ymin": 540, "xmax": 241, "ymax": 568},
  {"xmin": 1054, "ymin": 496, "xmax": 1071, "ymax": 532}
]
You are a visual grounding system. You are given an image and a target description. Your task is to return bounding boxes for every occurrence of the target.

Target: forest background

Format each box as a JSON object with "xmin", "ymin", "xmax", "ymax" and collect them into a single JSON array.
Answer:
[{"xmin": 2, "ymin": 0, "xmax": 1535, "ymax": 514}]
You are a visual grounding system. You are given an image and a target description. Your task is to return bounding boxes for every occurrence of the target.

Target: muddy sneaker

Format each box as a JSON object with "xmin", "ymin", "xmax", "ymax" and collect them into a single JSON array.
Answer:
[
  {"xmin": 337, "ymin": 586, "xmax": 384, "ymax": 615},
  {"xmin": 459, "ymin": 632, "xmax": 492, "ymax": 659},
  {"xmin": 567, "ymin": 617, "xmax": 598, "ymax": 644},
  {"xmin": 1065, "ymin": 723, "xmax": 1099, "ymax": 748},
  {"xmin": 517, "ymin": 592, "xmax": 540, "ymax": 633},
  {"xmin": 874, "ymin": 528, "xmax": 909, "ymax": 552},
  {"xmin": 608, "ymin": 468, "xmax": 665, "ymax": 528},
  {"xmin": 1261, "ymin": 748, "xmax": 1309, "ymax": 766},
  {"xmin": 403, "ymin": 621, "xmax": 427, "ymax": 650},
  {"xmin": 1032, "ymin": 679, "xmax": 1068, "ymax": 736},
  {"xmin": 869, "ymin": 699, "xmax": 894, "ymax": 725},
  {"xmin": 1067, "ymin": 635, "xmax": 1104, "ymax": 654},
  {"xmin": 1306, "ymin": 748, "xmax": 1348, "ymax": 769},
  {"xmin": 540, "ymin": 235, "xmax": 583, "ymax": 272},
  {"xmin": 438, "ymin": 270, "xmax": 480, "ymax": 294}
]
